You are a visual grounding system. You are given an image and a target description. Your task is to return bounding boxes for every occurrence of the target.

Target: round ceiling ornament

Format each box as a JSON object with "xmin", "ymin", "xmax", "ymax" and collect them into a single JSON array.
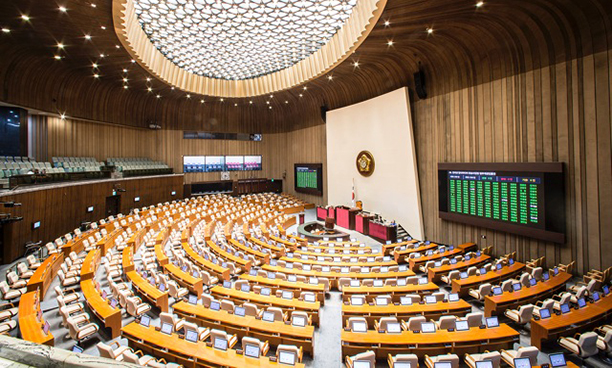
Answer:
[{"xmin": 356, "ymin": 150, "xmax": 374, "ymax": 177}]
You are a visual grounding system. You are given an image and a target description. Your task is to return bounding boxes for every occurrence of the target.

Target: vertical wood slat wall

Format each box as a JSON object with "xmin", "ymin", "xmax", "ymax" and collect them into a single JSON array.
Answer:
[{"xmin": 413, "ymin": 50, "xmax": 612, "ymax": 275}]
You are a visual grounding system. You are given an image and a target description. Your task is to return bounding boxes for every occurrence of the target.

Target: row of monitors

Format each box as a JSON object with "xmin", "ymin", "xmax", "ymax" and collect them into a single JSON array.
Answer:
[
  {"xmin": 380, "ymin": 354, "xmax": 568, "ymax": 368},
  {"xmin": 183, "ymin": 155, "xmax": 262, "ymax": 173}
]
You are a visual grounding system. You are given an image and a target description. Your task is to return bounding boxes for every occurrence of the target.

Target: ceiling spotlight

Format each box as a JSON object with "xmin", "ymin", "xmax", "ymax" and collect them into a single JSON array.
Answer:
[
  {"xmin": 384, "ymin": 20, "xmax": 390, "ymax": 26},
  {"xmin": 60, "ymin": 113, "xmax": 66, "ymax": 119},
  {"xmin": 115, "ymin": 45, "xmax": 120, "ymax": 49},
  {"xmin": 269, "ymin": 95, "xmax": 273, "ymax": 98},
  {"xmin": 93, "ymin": 74, "xmax": 99, "ymax": 78},
  {"xmin": 156, "ymin": 94, "xmax": 161, "ymax": 98},
  {"xmin": 59, "ymin": 6, "xmax": 67, "ymax": 12},
  {"xmin": 249, "ymin": 101, "xmax": 253, "ymax": 104},
  {"xmin": 147, "ymin": 87, "xmax": 152, "ymax": 92},
  {"xmin": 476, "ymin": 1, "xmax": 484, "ymax": 8},
  {"xmin": 387, "ymin": 40, "xmax": 394, "ymax": 46},
  {"xmin": 266, "ymin": 101, "xmax": 270, "ymax": 105},
  {"xmin": 54, "ymin": 55, "xmax": 62, "ymax": 60},
  {"xmin": 99, "ymin": 53, "xmax": 105, "ymax": 58},
  {"xmin": 21, "ymin": 15, "xmax": 30, "ymax": 21},
  {"xmin": 269, "ymin": 106, "xmax": 272, "ymax": 109},
  {"xmin": 100, "ymin": 26, "xmax": 106, "ymax": 30},
  {"xmin": 200, "ymin": 99, "xmax": 204, "ymax": 103},
  {"xmin": 92, "ymin": 63, "xmax": 98, "ymax": 68},
  {"xmin": 123, "ymin": 78, "xmax": 128, "ymax": 82},
  {"xmin": 186, "ymin": 94, "xmax": 191, "ymax": 98},
  {"xmin": 353, "ymin": 61, "xmax": 359, "ymax": 67},
  {"xmin": 84, "ymin": 34, "xmax": 91, "ymax": 40},
  {"xmin": 123, "ymin": 85, "xmax": 128, "ymax": 89},
  {"xmin": 122, "ymin": 68, "xmax": 128, "ymax": 73},
  {"xmin": 234, "ymin": 103, "xmax": 238, "ymax": 107},
  {"xmin": 1, "ymin": 28, "xmax": 10, "ymax": 33},
  {"xmin": 303, "ymin": 86, "xmax": 307, "ymax": 90},
  {"xmin": 327, "ymin": 75, "xmax": 333, "ymax": 80},
  {"xmin": 220, "ymin": 98, "xmax": 224, "ymax": 102},
  {"xmin": 57, "ymin": 43, "xmax": 64, "ymax": 49},
  {"xmin": 131, "ymin": 59, "xmax": 136, "ymax": 63},
  {"xmin": 171, "ymin": 87, "xmax": 175, "ymax": 90},
  {"xmin": 285, "ymin": 101, "xmax": 288, "ymax": 104},
  {"xmin": 427, "ymin": 28, "xmax": 434, "ymax": 34},
  {"xmin": 299, "ymin": 94, "xmax": 303, "ymax": 97},
  {"xmin": 146, "ymin": 77, "xmax": 151, "ymax": 82},
  {"xmin": 91, "ymin": 3, "xmax": 97, "ymax": 7}
]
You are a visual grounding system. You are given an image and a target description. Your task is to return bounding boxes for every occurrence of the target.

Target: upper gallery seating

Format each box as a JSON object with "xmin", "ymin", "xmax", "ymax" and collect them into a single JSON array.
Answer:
[
  {"xmin": 52, "ymin": 157, "xmax": 105, "ymax": 174},
  {"xmin": 106, "ymin": 157, "xmax": 172, "ymax": 177}
]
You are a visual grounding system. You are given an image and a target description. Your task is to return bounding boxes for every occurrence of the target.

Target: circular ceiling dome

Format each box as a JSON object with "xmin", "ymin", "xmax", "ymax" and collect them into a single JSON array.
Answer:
[
  {"xmin": 133, "ymin": 0, "xmax": 358, "ymax": 81},
  {"xmin": 114, "ymin": 0, "xmax": 386, "ymax": 97}
]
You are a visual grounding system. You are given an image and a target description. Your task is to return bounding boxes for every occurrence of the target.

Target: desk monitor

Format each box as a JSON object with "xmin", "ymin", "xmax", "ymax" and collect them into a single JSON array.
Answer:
[
  {"xmin": 286, "ymin": 263, "xmax": 294, "ymax": 269},
  {"xmin": 351, "ymin": 296, "xmax": 364, "ymax": 306},
  {"xmin": 304, "ymin": 294, "xmax": 316, "ymax": 303},
  {"xmin": 560, "ymin": 303, "xmax": 571, "ymax": 314},
  {"xmin": 387, "ymin": 322, "xmax": 402, "ymax": 333},
  {"xmin": 210, "ymin": 301, "xmax": 221, "ymax": 311},
  {"xmin": 383, "ymin": 256, "xmax": 391, "ymax": 262},
  {"xmin": 43, "ymin": 321, "xmax": 50, "ymax": 335},
  {"xmin": 486, "ymin": 316, "xmax": 499, "ymax": 328},
  {"xmin": 110, "ymin": 298, "xmax": 118, "ymax": 309},
  {"xmin": 223, "ymin": 281, "xmax": 231, "ymax": 288},
  {"xmin": 261, "ymin": 288, "xmax": 271, "ymax": 296},
  {"xmin": 350, "ymin": 280, "xmax": 360, "ymax": 287},
  {"xmin": 292, "ymin": 315, "xmax": 306, "ymax": 327},
  {"xmin": 352, "ymin": 321, "xmax": 367, "ymax": 333},
  {"xmin": 529, "ymin": 278, "xmax": 537, "ymax": 287},
  {"xmin": 361, "ymin": 267, "xmax": 370, "ymax": 273},
  {"xmin": 434, "ymin": 362, "xmax": 452, "ymax": 368},
  {"xmin": 592, "ymin": 292, "xmax": 600, "ymax": 302},
  {"xmin": 419, "ymin": 278, "xmax": 428, "ymax": 285},
  {"xmin": 543, "ymin": 272, "xmax": 550, "ymax": 281},
  {"xmin": 455, "ymin": 320, "xmax": 469, "ymax": 331},
  {"xmin": 376, "ymin": 297, "xmax": 388, "ymax": 306},
  {"xmin": 394, "ymin": 363, "xmax": 412, "ymax": 368},
  {"xmin": 160, "ymin": 322, "xmax": 173, "ymax": 335},
  {"xmin": 539, "ymin": 308, "xmax": 551, "ymax": 319},
  {"xmin": 421, "ymin": 322, "xmax": 436, "ymax": 333},
  {"xmin": 241, "ymin": 284, "xmax": 251, "ymax": 292},
  {"xmin": 509, "ymin": 258, "xmax": 515, "ymax": 265},
  {"xmin": 341, "ymin": 267, "xmax": 350, "ymax": 273},
  {"xmin": 492, "ymin": 287, "xmax": 503, "ymax": 296},
  {"xmin": 234, "ymin": 306, "xmax": 246, "ymax": 317},
  {"xmin": 381, "ymin": 266, "xmax": 389, "ymax": 273},
  {"xmin": 181, "ymin": 265, "xmax": 188, "ymax": 272},
  {"xmin": 288, "ymin": 275, "xmax": 297, "ymax": 282},
  {"xmin": 101, "ymin": 290, "xmax": 108, "ymax": 300},
  {"xmin": 188, "ymin": 295, "xmax": 198, "ymax": 305},
  {"xmin": 475, "ymin": 361, "xmax": 494, "ymax": 368},
  {"xmin": 434, "ymin": 261, "xmax": 442, "ymax": 267},
  {"xmin": 309, "ymin": 277, "xmax": 318, "ymax": 285},
  {"xmin": 244, "ymin": 343, "xmax": 260, "ymax": 358},
  {"xmin": 553, "ymin": 267, "xmax": 559, "ymax": 275},
  {"xmin": 304, "ymin": 265, "xmax": 312, "ymax": 271},
  {"xmin": 397, "ymin": 278, "xmax": 407, "ymax": 286},
  {"xmin": 577, "ymin": 298, "xmax": 587, "ymax": 308},
  {"xmin": 373, "ymin": 280, "xmax": 384, "ymax": 287},
  {"xmin": 476, "ymin": 251, "xmax": 481, "ymax": 257},
  {"xmin": 353, "ymin": 361, "xmax": 372, "ymax": 368},
  {"xmin": 448, "ymin": 293, "xmax": 459, "ymax": 302},
  {"xmin": 185, "ymin": 330, "xmax": 198, "ymax": 343},
  {"xmin": 400, "ymin": 297, "xmax": 413, "ymax": 306},
  {"xmin": 37, "ymin": 309, "xmax": 43, "ymax": 322},
  {"xmin": 425, "ymin": 295, "xmax": 436, "ymax": 304},
  {"xmin": 603, "ymin": 285, "xmax": 610, "ymax": 296},
  {"xmin": 399, "ymin": 265, "xmax": 408, "ymax": 272},
  {"xmin": 72, "ymin": 345, "xmax": 83, "ymax": 353},
  {"xmin": 480, "ymin": 267, "xmax": 487, "ymax": 275},
  {"xmin": 514, "ymin": 357, "xmax": 532, "ymax": 368},
  {"xmin": 282, "ymin": 291, "xmax": 293, "ymax": 300},
  {"xmin": 213, "ymin": 337, "xmax": 228, "ymax": 351},
  {"xmin": 279, "ymin": 350, "xmax": 297, "ymax": 366},
  {"xmin": 262, "ymin": 311, "xmax": 275, "ymax": 322},
  {"xmin": 465, "ymin": 255, "xmax": 471, "ymax": 261},
  {"xmin": 549, "ymin": 353, "xmax": 567, "ymax": 367},
  {"xmin": 140, "ymin": 315, "xmax": 151, "ymax": 327},
  {"xmin": 249, "ymin": 269, "xmax": 257, "ymax": 276},
  {"xmin": 426, "ymin": 250, "xmax": 433, "ymax": 256},
  {"xmin": 159, "ymin": 283, "xmax": 166, "ymax": 292},
  {"xmin": 450, "ymin": 259, "xmax": 458, "ymax": 265},
  {"xmin": 512, "ymin": 283, "xmax": 522, "ymax": 291}
]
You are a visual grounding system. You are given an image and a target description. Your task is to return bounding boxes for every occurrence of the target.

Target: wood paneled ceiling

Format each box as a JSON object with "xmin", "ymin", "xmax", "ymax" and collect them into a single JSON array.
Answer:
[{"xmin": 0, "ymin": 0, "xmax": 610, "ymax": 132}]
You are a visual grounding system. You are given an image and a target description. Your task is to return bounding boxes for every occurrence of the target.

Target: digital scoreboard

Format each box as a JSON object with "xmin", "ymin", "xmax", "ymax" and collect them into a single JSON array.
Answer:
[
  {"xmin": 438, "ymin": 163, "xmax": 565, "ymax": 243},
  {"xmin": 294, "ymin": 163, "xmax": 323, "ymax": 196}
]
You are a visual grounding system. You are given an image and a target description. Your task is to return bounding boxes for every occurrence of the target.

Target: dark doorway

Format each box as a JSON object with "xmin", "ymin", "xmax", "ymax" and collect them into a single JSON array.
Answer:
[{"xmin": 105, "ymin": 195, "xmax": 121, "ymax": 217}]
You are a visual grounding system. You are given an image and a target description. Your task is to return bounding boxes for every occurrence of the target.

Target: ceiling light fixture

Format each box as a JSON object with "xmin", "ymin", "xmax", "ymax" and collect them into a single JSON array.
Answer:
[
  {"xmin": 59, "ymin": 6, "xmax": 67, "ymax": 13},
  {"xmin": 57, "ymin": 43, "xmax": 64, "ymax": 49},
  {"xmin": 93, "ymin": 74, "xmax": 99, "ymax": 78},
  {"xmin": 387, "ymin": 40, "xmax": 394, "ymax": 46},
  {"xmin": 384, "ymin": 20, "xmax": 390, "ymax": 26},
  {"xmin": 1, "ymin": 28, "xmax": 10, "ymax": 33},
  {"xmin": 84, "ymin": 35, "xmax": 91, "ymax": 40},
  {"xmin": 54, "ymin": 55, "xmax": 62, "ymax": 60},
  {"xmin": 476, "ymin": 1, "xmax": 484, "ymax": 8},
  {"xmin": 427, "ymin": 28, "xmax": 434, "ymax": 34},
  {"xmin": 92, "ymin": 63, "xmax": 98, "ymax": 68},
  {"xmin": 100, "ymin": 25, "xmax": 106, "ymax": 30},
  {"xmin": 21, "ymin": 15, "xmax": 30, "ymax": 21},
  {"xmin": 156, "ymin": 94, "xmax": 161, "ymax": 98}
]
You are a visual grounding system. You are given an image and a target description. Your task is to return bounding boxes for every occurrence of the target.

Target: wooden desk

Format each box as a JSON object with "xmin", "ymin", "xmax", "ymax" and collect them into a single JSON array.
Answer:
[
  {"xmin": 18, "ymin": 291, "xmax": 54, "ymax": 346},
  {"xmin": 262, "ymin": 264, "xmax": 415, "ymax": 290},
  {"xmin": 281, "ymin": 256, "xmax": 396, "ymax": 268},
  {"xmin": 341, "ymin": 282, "xmax": 439, "ymax": 302},
  {"xmin": 249, "ymin": 237, "xmax": 286, "ymax": 257},
  {"xmin": 381, "ymin": 240, "xmax": 418, "ymax": 256},
  {"xmin": 155, "ymin": 242, "xmax": 169, "ymax": 266},
  {"xmin": 26, "ymin": 253, "xmax": 63, "ymax": 298},
  {"xmin": 484, "ymin": 272, "xmax": 572, "ymax": 316},
  {"xmin": 336, "ymin": 207, "xmax": 359, "ymax": 230},
  {"xmin": 229, "ymin": 239, "xmax": 270, "ymax": 265},
  {"xmin": 80, "ymin": 249, "xmax": 100, "ymax": 281},
  {"xmin": 207, "ymin": 240, "xmax": 252, "ymax": 272},
  {"xmin": 451, "ymin": 262, "xmax": 526, "ymax": 296},
  {"xmin": 164, "ymin": 263, "xmax": 204, "ymax": 296},
  {"xmin": 122, "ymin": 246, "xmax": 135, "ymax": 273},
  {"xmin": 81, "ymin": 279, "xmax": 122, "ymax": 338},
  {"xmin": 368, "ymin": 221, "xmax": 397, "ymax": 243},
  {"xmin": 173, "ymin": 301, "xmax": 315, "ymax": 355},
  {"xmin": 122, "ymin": 322, "xmax": 305, "ymax": 368},
  {"xmin": 355, "ymin": 213, "xmax": 375, "ymax": 235},
  {"xmin": 269, "ymin": 235, "xmax": 299, "ymax": 252},
  {"xmin": 182, "ymin": 242, "xmax": 231, "ymax": 281},
  {"xmin": 342, "ymin": 300, "xmax": 472, "ymax": 326},
  {"xmin": 341, "ymin": 325, "xmax": 519, "ymax": 359},
  {"xmin": 531, "ymin": 294, "xmax": 612, "ymax": 349},
  {"xmin": 211, "ymin": 286, "xmax": 320, "ymax": 326},
  {"xmin": 408, "ymin": 248, "xmax": 464, "ymax": 270},
  {"xmin": 126, "ymin": 271, "xmax": 169, "ymax": 312},
  {"xmin": 427, "ymin": 254, "xmax": 491, "ymax": 282},
  {"xmin": 239, "ymin": 274, "xmax": 326, "ymax": 304},
  {"xmin": 392, "ymin": 243, "xmax": 438, "ymax": 263}
]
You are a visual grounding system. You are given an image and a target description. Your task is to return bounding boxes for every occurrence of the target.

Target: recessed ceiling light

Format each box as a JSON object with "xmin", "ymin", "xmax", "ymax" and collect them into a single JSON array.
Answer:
[
  {"xmin": 57, "ymin": 43, "xmax": 64, "ymax": 49},
  {"xmin": 147, "ymin": 87, "xmax": 152, "ymax": 92},
  {"xmin": 269, "ymin": 95, "xmax": 273, "ymax": 98},
  {"xmin": 249, "ymin": 101, "xmax": 253, "ymax": 104},
  {"xmin": 21, "ymin": 15, "xmax": 30, "ymax": 21},
  {"xmin": 156, "ymin": 94, "xmax": 161, "ymax": 98},
  {"xmin": 1, "ymin": 28, "xmax": 10, "ymax": 33},
  {"xmin": 115, "ymin": 45, "xmax": 120, "ymax": 49},
  {"xmin": 269, "ymin": 106, "xmax": 272, "ymax": 109},
  {"xmin": 303, "ymin": 86, "xmax": 307, "ymax": 90},
  {"xmin": 92, "ymin": 63, "xmax": 98, "ymax": 68},
  {"xmin": 200, "ymin": 99, "xmax": 204, "ymax": 103},
  {"xmin": 122, "ymin": 68, "xmax": 128, "ymax": 73},
  {"xmin": 54, "ymin": 55, "xmax": 62, "ymax": 60},
  {"xmin": 186, "ymin": 94, "xmax": 191, "ymax": 98},
  {"xmin": 131, "ymin": 59, "xmax": 136, "ymax": 63},
  {"xmin": 266, "ymin": 101, "xmax": 270, "ymax": 104},
  {"xmin": 299, "ymin": 94, "xmax": 303, "ymax": 97},
  {"xmin": 171, "ymin": 87, "xmax": 175, "ymax": 90},
  {"xmin": 476, "ymin": 1, "xmax": 484, "ymax": 8},
  {"xmin": 427, "ymin": 28, "xmax": 434, "ymax": 34},
  {"xmin": 84, "ymin": 35, "xmax": 91, "ymax": 40},
  {"xmin": 353, "ymin": 61, "xmax": 359, "ymax": 67},
  {"xmin": 146, "ymin": 77, "xmax": 151, "ymax": 82},
  {"xmin": 123, "ymin": 85, "xmax": 128, "ymax": 89},
  {"xmin": 285, "ymin": 101, "xmax": 288, "ymax": 104},
  {"xmin": 93, "ymin": 74, "xmax": 99, "ymax": 78},
  {"xmin": 387, "ymin": 40, "xmax": 394, "ymax": 46},
  {"xmin": 123, "ymin": 78, "xmax": 128, "ymax": 82},
  {"xmin": 59, "ymin": 6, "xmax": 67, "ymax": 12},
  {"xmin": 60, "ymin": 113, "xmax": 66, "ymax": 119},
  {"xmin": 99, "ymin": 53, "xmax": 105, "ymax": 58},
  {"xmin": 327, "ymin": 75, "xmax": 333, "ymax": 80},
  {"xmin": 234, "ymin": 103, "xmax": 237, "ymax": 107},
  {"xmin": 91, "ymin": 3, "xmax": 97, "ymax": 7},
  {"xmin": 100, "ymin": 26, "xmax": 106, "ymax": 30},
  {"xmin": 384, "ymin": 20, "xmax": 390, "ymax": 26}
]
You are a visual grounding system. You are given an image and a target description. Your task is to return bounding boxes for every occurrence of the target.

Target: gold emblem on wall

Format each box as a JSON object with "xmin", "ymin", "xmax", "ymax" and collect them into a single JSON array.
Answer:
[{"xmin": 356, "ymin": 150, "xmax": 375, "ymax": 177}]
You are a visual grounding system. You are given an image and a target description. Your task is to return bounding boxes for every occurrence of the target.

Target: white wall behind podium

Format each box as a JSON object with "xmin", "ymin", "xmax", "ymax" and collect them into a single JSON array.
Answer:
[{"xmin": 326, "ymin": 87, "xmax": 424, "ymax": 240}]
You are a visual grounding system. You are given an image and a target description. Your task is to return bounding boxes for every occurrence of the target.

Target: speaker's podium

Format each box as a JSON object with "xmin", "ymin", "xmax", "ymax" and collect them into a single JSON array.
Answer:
[
  {"xmin": 335, "ymin": 206, "xmax": 359, "ymax": 230},
  {"xmin": 368, "ymin": 220, "xmax": 398, "ymax": 243}
]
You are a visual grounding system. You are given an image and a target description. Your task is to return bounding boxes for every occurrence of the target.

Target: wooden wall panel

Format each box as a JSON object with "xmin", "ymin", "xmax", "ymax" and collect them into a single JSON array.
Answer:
[
  {"xmin": 0, "ymin": 175, "xmax": 183, "ymax": 263},
  {"xmin": 412, "ymin": 50, "xmax": 612, "ymax": 275}
]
